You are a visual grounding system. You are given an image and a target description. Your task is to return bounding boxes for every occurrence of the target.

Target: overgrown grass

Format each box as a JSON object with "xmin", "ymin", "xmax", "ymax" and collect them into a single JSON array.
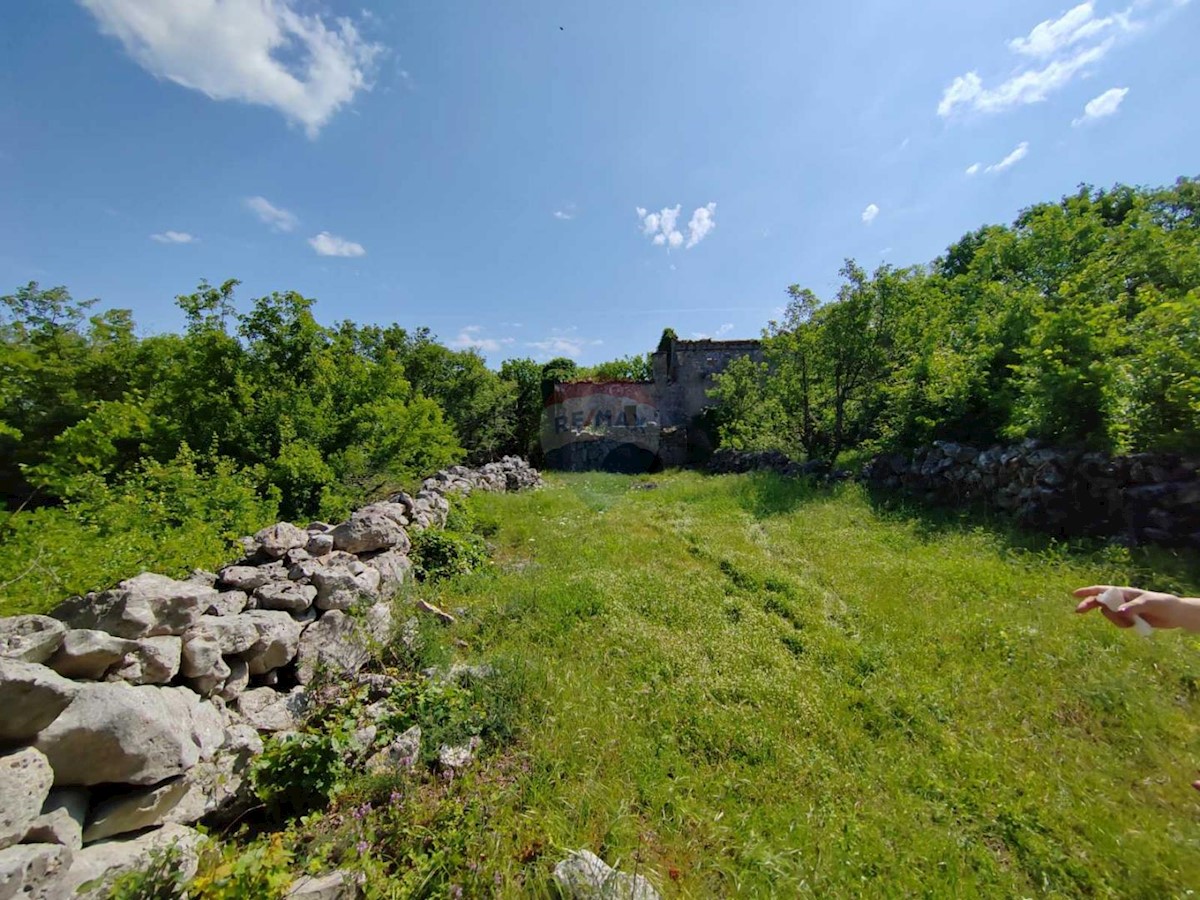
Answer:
[{"xmin": 418, "ymin": 470, "xmax": 1200, "ymax": 896}]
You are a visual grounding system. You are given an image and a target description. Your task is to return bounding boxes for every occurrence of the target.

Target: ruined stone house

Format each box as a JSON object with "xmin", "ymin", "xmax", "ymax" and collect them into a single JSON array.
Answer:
[{"xmin": 541, "ymin": 333, "xmax": 764, "ymax": 471}]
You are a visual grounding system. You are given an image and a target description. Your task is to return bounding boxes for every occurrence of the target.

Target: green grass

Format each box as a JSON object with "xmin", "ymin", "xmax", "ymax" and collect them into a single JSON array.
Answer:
[{"xmin": 417, "ymin": 470, "xmax": 1200, "ymax": 897}]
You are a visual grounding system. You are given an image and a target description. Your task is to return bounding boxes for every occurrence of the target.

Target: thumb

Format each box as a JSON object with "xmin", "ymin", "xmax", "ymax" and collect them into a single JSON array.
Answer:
[{"xmin": 1117, "ymin": 595, "xmax": 1150, "ymax": 615}]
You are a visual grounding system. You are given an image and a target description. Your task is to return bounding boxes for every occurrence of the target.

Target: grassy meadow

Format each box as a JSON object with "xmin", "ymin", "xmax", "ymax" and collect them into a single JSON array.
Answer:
[{"xmin": 408, "ymin": 470, "xmax": 1200, "ymax": 897}]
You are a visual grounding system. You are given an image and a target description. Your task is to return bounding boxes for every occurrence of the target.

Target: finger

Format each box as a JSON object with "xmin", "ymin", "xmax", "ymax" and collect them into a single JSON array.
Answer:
[
  {"xmin": 1099, "ymin": 607, "xmax": 1134, "ymax": 628},
  {"xmin": 1073, "ymin": 586, "xmax": 1110, "ymax": 598},
  {"xmin": 1074, "ymin": 597, "xmax": 1103, "ymax": 613}
]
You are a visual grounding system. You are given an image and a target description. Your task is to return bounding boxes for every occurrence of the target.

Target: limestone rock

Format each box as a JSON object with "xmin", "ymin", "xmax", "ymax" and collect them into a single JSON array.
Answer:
[
  {"xmin": 204, "ymin": 590, "xmax": 249, "ymax": 617},
  {"xmin": 0, "ymin": 843, "xmax": 72, "ymax": 900},
  {"xmin": 415, "ymin": 599, "xmax": 455, "ymax": 625},
  {"xmin": 437, "ymin": 736, "xmax": 481, "ymax": 770},
  {"xmin": 180, "ymin": 632, "xmax": 223, "ymax": 679},
  {"xmin": 552, "ymin": 850, "xmax": 660, "ymax": 900},
  {"xmin": 109, "ymin": 635, "xmax": 181, "ymax": 685},
  {"xmin": 305, "ymin": 532, "xmax": 334, "ymax": 556},
  {"xmin": 254, "ymin": 522, "xmax": 308, "ymax": 559},
  {"xmin": 83, "ymin": 778, "xmax": 189, "ymax": 843},
  {"xmin": 40, "ymin": 789, "xmax": 88, "ymax": 835},
  {"xmin": 22, "ymin": 807, "xmax": 82, "ymax": 852},
  {"xmin": 0, "ymin": 748, "xmax": 54, "ymax": 852},
  {"xmin": 59, "ymin": 824, "xmax": 203, "ymax": 900},
  {"xmin": 286, "ymin": 869, "xmax": 361, "ymax": 899},
  {"xmin": 331, "ymin": 512, "xmax": 408, "ymax": 554},
  {"xmin": 0, "ymin": 616, "xmax": 65, "ymax": 664},
  {"xmin": 218, "ymin": 565, "xmax": 272, "ymax": 592},
  {"xmin": 312, "ymin": 568, "xmax": 378, "ymax": 611},
  {"xmin": 33, "ymin": 683, "xmax": 219, "ymax": 786},
  {"xmin": 218, "ymin": 658, "xmax": 250, "ymax": 701},
  {"xmin": 186, "ymin": 616, "xmax": 259, "ymax": 657},
  {"xmin": 237, "ymin": 687, "xmax": 307, "ymax": 732},
  {"xmin": 295, "ymin": 610, "xmax": 370, "ymax": 684},
  {"xmin": 46, "ymin": 630, "xmax": 136, "ymax": 680},
  {"xmin": 255, "ymin": 581, "xmax": 317, "ymax": 613},
  {"xmin": 240, "ymin": 611, "xmax": 304, "ymax": 676},
  {"xmin": 359, "ymin": 550, "xmax": 411, "ymax": 597},
  {"xmin": 366, "ymin": 725, "xmax": 421, "ymax": 772},
  {"xmin": 51, "ymin": 573, "xmax": 213, "ymax": 639},
  {"xmin": 163, "ymin": 737, "xmax": 261, "ymax": 827},
  {"xmin": 0, "ymin": 659, "xmax": 77, "ymax": 743},
  {"xmin": 185, "ymin": 653, "xmax": 230, "ymax": 698}
]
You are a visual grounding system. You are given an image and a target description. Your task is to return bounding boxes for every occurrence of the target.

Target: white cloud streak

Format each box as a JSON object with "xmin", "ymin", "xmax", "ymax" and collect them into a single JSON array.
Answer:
[
  {"xmin": 685, "ymin": 202, "xmax": 717, "ymax": 248},
  {"xmin": 985, "ymin": 141, "xmax": 1030, "ymax": 173},
  {"xmin": 861, "ymin": 203, "xmax": 879, "ymax": 224},
  {"xmin": 935, "ymin": 0, "xmax": 1166, "ymax": 118},
  {"xmin": 448, "ymin": 326, "xmax": 515, "ymax": 354},
  {"xmin": 245, "ymin": 196, "xmax": 299, "ymax": 232},
  {"xmin": 965, "ymin": 163, "xmax": 981, "ymax": 176},
  {"xmin": 526, "ymin": 328, "xmax": 603, "ymax": 360},
  {"xmin": 150, "ymin": 230, "xmax": 196, "ymax": 243},
  {"xmin": 79, "ymin": 0, "xmax": 383, "ymax": 137},
  {"xmin": 308, "ymin": 231, "xmax": 365, "ymax": 257},
  {"xmin": 1073, "ymin": 86, "xmax": 1129, "ymax": 124}
]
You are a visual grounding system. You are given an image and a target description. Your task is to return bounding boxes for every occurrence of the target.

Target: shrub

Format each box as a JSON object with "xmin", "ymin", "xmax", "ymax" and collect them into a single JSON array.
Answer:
[
  {"xmin": 251, "ymin": 733, "xmax": 346, "ymax": 819},
  {"xmin": 409, "ymin": 529, "xmax": 488, "ymax": 582}
]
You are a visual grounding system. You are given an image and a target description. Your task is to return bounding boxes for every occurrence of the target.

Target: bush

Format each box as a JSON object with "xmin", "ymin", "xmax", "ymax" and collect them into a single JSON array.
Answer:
[
  {"xmin": 409, "ymin": 529, "xmax": 489, "ymax": 582},
  {"xmin": 251, "ymin": 733, "xmax": 346, "ymax": 819}
]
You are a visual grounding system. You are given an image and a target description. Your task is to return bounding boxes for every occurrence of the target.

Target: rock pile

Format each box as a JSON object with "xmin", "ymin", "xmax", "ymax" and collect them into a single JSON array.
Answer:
[
  {"xmin": 0, "ymin": 457, "xmax": 541, "ymax": 898},
  {"xmin": 863, "ymin": 441, "xmax": 1200, "ymax": 547},
  {"xmin": 707, "ymin": 448, "xmax": 847, "ymax": 481}
]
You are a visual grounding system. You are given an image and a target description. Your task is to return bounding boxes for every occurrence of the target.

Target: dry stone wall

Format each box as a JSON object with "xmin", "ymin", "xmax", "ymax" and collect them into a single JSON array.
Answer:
[
  {"xmin": 864, "ymin": 441, "xmax": 1200, "ymax": 547},
  {"xmin": 0, "ymin": 457, "xmax": 542, "ymax": 899}
]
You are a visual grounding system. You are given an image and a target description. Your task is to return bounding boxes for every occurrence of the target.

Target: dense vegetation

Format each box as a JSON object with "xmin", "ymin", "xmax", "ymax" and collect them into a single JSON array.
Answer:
[
  {"xmin": 713, "ymin": 178, "xmax": 1200, "ymax": 461},
  {"xmin": 167, "ymin": 472, "xmax": 1199, "ymax": 896}
]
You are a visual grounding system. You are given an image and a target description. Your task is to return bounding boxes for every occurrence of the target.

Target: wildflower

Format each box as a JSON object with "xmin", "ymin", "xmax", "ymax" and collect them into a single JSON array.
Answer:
[
  {"xmin": 390, "ymin": 791, "xmax": 402, "ymax": 804},
  {"xmin": 356, "ymin": 840, "xmax": 370, "ymax": 855},
  {"xmin": 449, "ymin": 886, "xmax": 463, "ymax": 899}
]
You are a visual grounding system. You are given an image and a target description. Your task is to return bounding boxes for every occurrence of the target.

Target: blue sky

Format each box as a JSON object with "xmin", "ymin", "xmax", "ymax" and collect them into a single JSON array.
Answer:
[{"xmin": 1, "ymin": 0, "xmax": 1196, "ymax": 365}]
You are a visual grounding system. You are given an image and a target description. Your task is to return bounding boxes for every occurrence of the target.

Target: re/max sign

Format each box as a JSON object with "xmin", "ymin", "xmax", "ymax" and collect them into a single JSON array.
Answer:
[{"xmin": 550, "ymin": 407, "xmax": 652, "ymax": 433}]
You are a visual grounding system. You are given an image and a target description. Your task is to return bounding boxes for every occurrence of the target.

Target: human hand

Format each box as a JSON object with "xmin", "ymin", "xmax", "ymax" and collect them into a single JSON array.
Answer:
[{"xmin": 1074, "ymin": 585, "xmax": 1200, "ymax": 632}]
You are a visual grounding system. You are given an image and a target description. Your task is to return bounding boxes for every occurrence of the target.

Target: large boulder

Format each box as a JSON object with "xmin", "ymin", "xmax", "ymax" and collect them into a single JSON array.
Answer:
[
  {"xmin": 22, "ymin": 807, "xmax": 83, "ymax": 852},
  {"xmin": 254, "ymin": 582, "xmax": 317, "ymax": 613},
  {"xmin": 0, "ymin": 843, "xmax": 72, "ymax": 900},
  {"xmin": 240, "ymin": 611, "xmax": 304, "ymax": 676},
  {"xmin": 33, "ymin": 683, "xmax": 222, "ymax": 786},
  {"xmin": 0, "ymin": 660, "xmax": 77, "ymax": 743},
  {"xmin": 312, "ymin": 568, "xmax": 379, "ymax": 612},
  {"xmin": 0, "ymin": 616, "xmax": 65, "ymax": 664},
  {"xmin": 108, "ymin": 636, "xmax": 181, "ymax": 686},
  {"xmin": 359, "ymin": 550, "xmax": 411, "ymax": 597},
  {"xmin": 237, "ymin": 687, "xmax": 307, "ymax": 732},
  {"xmin": 0, "ymin": 748, "xmax": 54, "ymax": 851},
  {"xmin": 552, "ymin": 850, "xmax": 660, "ymax": 900},
  {"xmin": 331, "ymin": 512, "xmax": 408, "ymax": 554},
  {"xmin": 51, "ymin": 573, "xmax": 213, "ymax": 639},
  {"xmin": 46, "ymin": 630, "xmax": 135, "ymax": 680},
  {"xmin": 218, "ymin": 565, "xmax": 273, "ymax": 593},
  {"xmin": 295, "ymin": 610, "xmax": 370, "ymax": 684},
  {"xmin": 203, "ymin": 590, "xmax": 249, "ymax": 618},
  {"xmin": 254, "ymin": 522, "xmax": 308, "ymax": 559},
  {"xmin": 82, "ymin": 778, "xmax": 189, "ymax": 844},
  {"xmin": 59, "ymin": 824, "xmax": 203, "ymax": 900}
]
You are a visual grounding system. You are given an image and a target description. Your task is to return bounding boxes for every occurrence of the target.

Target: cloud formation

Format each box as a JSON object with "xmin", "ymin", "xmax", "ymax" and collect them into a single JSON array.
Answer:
[
  {"xmin": 448, "ymin": 326, "xmax": 515, "ymax": 354},
  {"xmin": 526, "ymin": 327, "xmax": 603, "ymax": 360},
  {"xmin": 861, "ymin": 203, "xmax": 880, "ymax": 225},
  {"xmin": 553, "ymin": 204, "xmax": 576, "ymax": 221},
  {"xmin": 636, "ymin": 203, "xmax": 717, "ymax": 250},
  {"xmin": 150, "ymin": 231, "xmax": 195, "ymax": 244},
  {"xmin": 245, "ymin": 196, "xmax": 299, "ymax": 232},
  {"xmin": 1073, "ymin": 86, "xmax": 1129, "ymax": 124},
  {"xmin": 965, "ymin": 163, "xmax": 981, "ymax": 176},
  {"xmin": 937, "ymin": 1, "xmax": 1143, "ymax": 118},
  {"xmin": 308, "ymin": 231, "xmax": 365, "ymax": 257},
  {"xmin": 79, "ymin": 0, "xmax": 383, "ymax": 137}
]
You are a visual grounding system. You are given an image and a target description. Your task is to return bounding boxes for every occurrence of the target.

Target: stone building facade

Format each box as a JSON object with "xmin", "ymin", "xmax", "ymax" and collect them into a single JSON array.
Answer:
[{"xmin": 541, "ymin": 335, "xmax": 763, "ymax": 472}]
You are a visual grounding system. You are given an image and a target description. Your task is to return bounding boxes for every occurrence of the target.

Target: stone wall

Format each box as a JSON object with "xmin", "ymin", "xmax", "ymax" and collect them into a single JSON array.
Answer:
[
  {"xmin": 0, "ymin": 458, "xmax": 542, "ymax": 898},
  {"xmin": 863, "ymin": 441, "xmax": 1200, "ymax": 547}
]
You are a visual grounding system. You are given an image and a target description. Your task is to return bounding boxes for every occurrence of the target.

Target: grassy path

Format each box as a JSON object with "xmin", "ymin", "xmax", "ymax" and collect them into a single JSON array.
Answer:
[{"xmin": 429, "ymin": 470, "xmax": 1200, "ymax": 897}]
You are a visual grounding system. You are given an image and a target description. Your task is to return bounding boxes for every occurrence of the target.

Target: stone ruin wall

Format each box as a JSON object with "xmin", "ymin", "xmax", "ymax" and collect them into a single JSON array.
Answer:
[
  {"xmin": 0, "ymin": 458, "xmax": 542, "ymax": 899},
  {"xmin": 543, "ymin": 337, "xmax": 763, "ymax": 472}
]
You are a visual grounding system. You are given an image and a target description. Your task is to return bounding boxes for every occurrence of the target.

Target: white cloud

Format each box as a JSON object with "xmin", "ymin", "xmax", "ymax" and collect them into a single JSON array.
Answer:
[
  {"xmin": 965, "ymin": 162, "xmax": 981, "ymax": 176},
  {"xmin": 1008, "ymin": 2, "xmax": 1118, "ymax": 57},
  {"xmin": 245, "ymin": 196, "xmax": 298, "ymax": 232},
  {"xmin": 1073, "ymin": 86, "xmax": 1129, "ymax": 124},
  {"xmin": 938, "ymin": 42, "xmax": 1112, "ymax": 117},
  {"xmin": 861, "ymin": 203, "xmax": 880, "ymax": 224},
  {"xmin": 691, "ymin": 323, "xmax": 735, "ymax": 340},
  {"xmin": 526, "ymin": 328, "xmax": 603, "ymax": 360},
  {"xmin": 553, "ymin": 203, "xmax": 577, "ymax": 221},
  {"xmin": 308, "ymin": 231, "xmax": 365, "ymax": 257},
  {"xmin": 150, "ymin": 230, "xmax": 195, "ymax": 244},
  {"xmin": 637, "ymin": 203, "xmax": 715, "ymax": 250},
  {"xmin": 985, "ymin": 141, "xmax": 1030, "ymax": 173},
  {"xmin": 449, "ymin": 326, "xmax": 515, "ymax": 354},
  {"xmin": 685, "ymin": 202, "xmax": 717, "ymax": 248},
  {"xmin": 79, "ymin": 0, "xmax": 383, "ymax": 137}
]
